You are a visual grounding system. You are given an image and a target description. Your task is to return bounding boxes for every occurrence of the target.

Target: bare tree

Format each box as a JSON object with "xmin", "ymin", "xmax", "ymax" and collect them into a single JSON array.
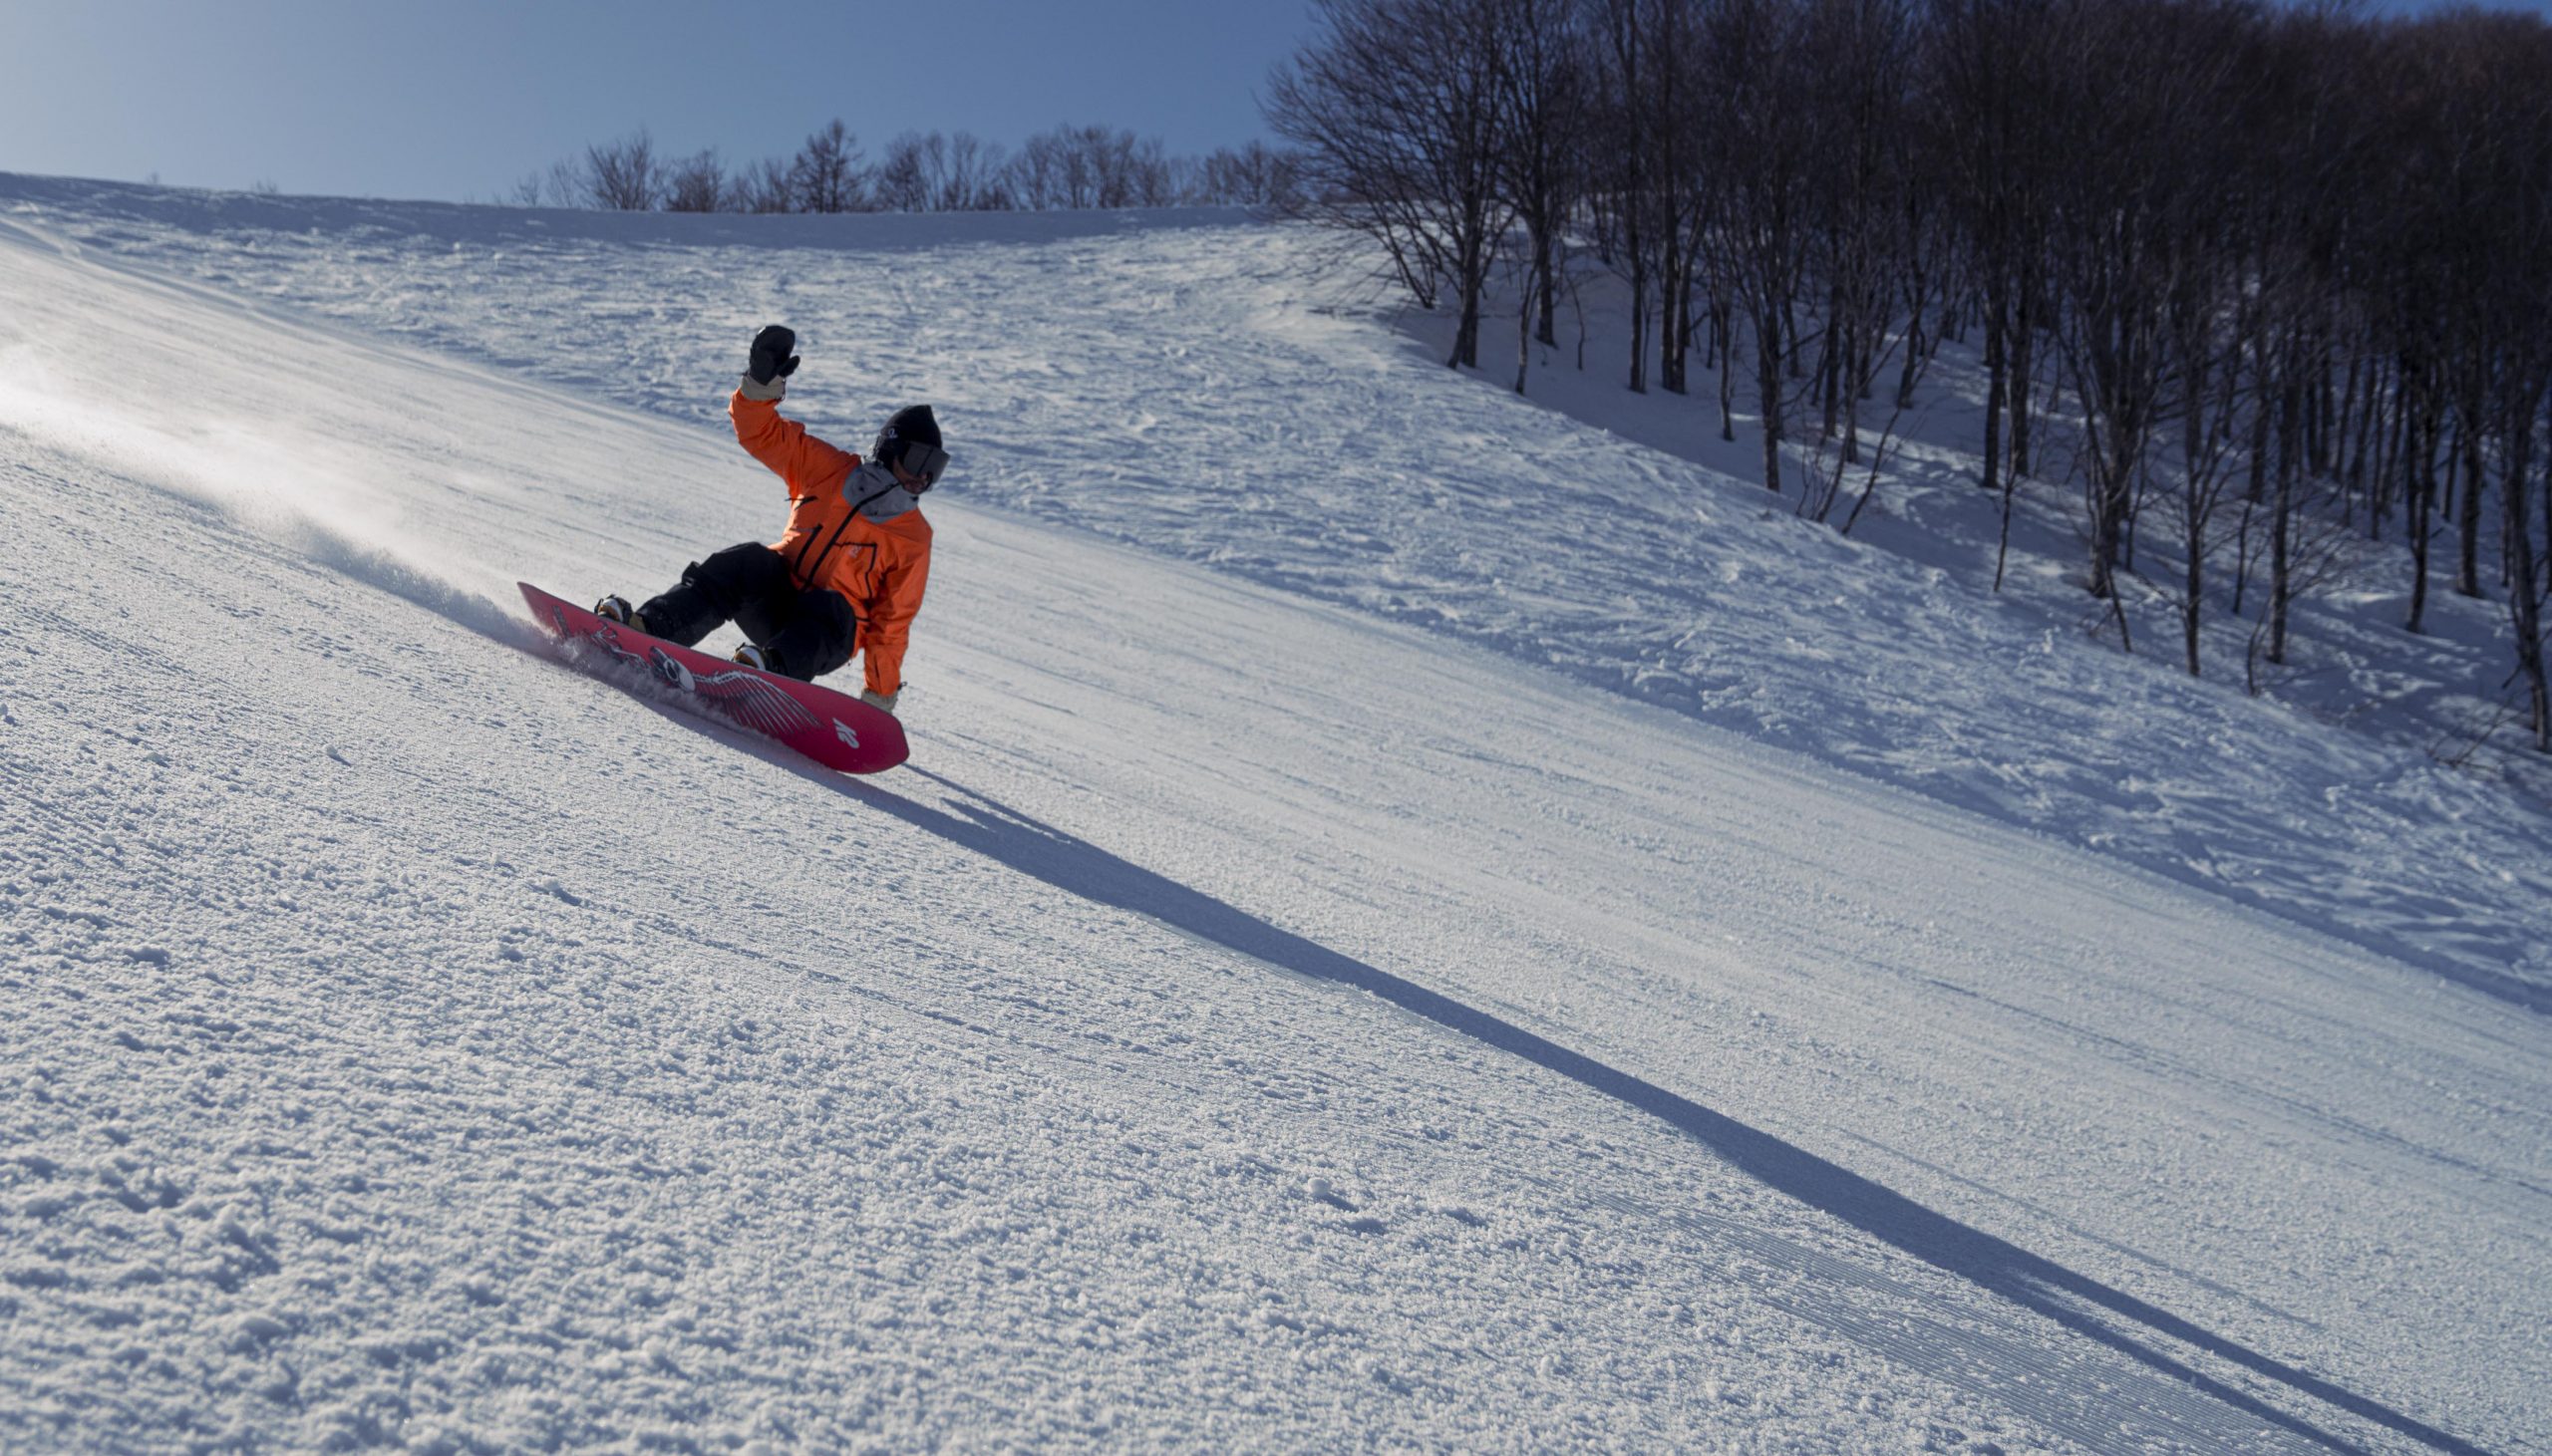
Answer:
[
  {"xmin": 1006, "ymin": 130, "xmax": 1070, "ymax": 209},
  {"xmin": 1696, "ymin": 0, "xmax": 1818, "ymax": 492},
  {"xmin": 1923, "ymin": 0, "xmax": 2072, "ymax": 585},
  {"xmin": 1268, "ymin": 0, "xmax": 1513, "ymax": 369},
  {"xmin": 791, "ymin": 120, "xmax": 866, "ymax": 213},
  {"xmin": 731, "ymin": 156, "xmax": 797, "ymax": 213},
  {"xmin": 1582, "ymin": 0, "xmax": 1665, "ymax": 395},
  {"xmin": 664, "ymin": 149, "xmax": 728, "ymax": 212},
  {"xmin": 1796, "ymin": 0, "xmax": 1924, "ymax": 484},
  {"xmin": 1020, "ymin": 125, "xmax": 1174, "ymax": 207},
  {"xmin": 1122, "ymin": 134, "xmax": 1179, "ymax": 206},
  {"xmin": 1002, "ymin": 126, "xmax": 1117, "ymax": 207},
  {"xmin": 584, "ymin": 131, "xmax": 665, "ymax": 210},
  {"xmin": 2154, "ymin": 177, "xmax": 2250, "ymax": 676},
  {"xmin": 2037, "ymin": 0, "xmax": 2249, "ymax": 625},
  {"xmin": 874, "ymin": 133, "xmax": 933, "ymax": 212},
  {"xmin": 1493, "ymin": 0, "xmax": 1587, "ymax": 364},
  {"xmin": 937, "ymin": 132, "xmax": 1013, "ymax": 209},
  {"xmin": 1194, "ymin": 143, "xmax": 1303, "ymax": 207}
]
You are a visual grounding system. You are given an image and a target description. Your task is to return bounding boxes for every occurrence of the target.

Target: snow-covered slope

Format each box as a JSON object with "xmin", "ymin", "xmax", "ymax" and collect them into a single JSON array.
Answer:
[
  {"xmin": 2, "ymin": 185, "xmax": 2546, "ymax": 1452},
  {"xmin": 5, "ymin": 174, "xmax": 2544, "ymax": 1011}
]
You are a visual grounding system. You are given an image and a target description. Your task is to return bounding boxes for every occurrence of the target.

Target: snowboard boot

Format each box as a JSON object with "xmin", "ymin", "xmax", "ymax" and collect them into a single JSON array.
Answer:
[
  {"xmin": 594, "ymin": 594, "xmax": 648, "ymax": 634},
  {"xmin": 733, "ymin": 642, "xmax": 781, "ymax": 674}
]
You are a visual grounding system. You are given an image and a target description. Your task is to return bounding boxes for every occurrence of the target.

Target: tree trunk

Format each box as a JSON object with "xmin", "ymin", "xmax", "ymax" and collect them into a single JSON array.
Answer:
[
  {"xmin": 1513, "ymin": 274, "xmax": 1531, "ymax": 396},
  {"xmin": 2245, "ymin": 351, "xmax": 2272, "ymax": 506},
  {"xmin": 2185, "ymin": 493, "xmax": 2206, "ymax": 677},
  {"xmin": 1717, "ymin": 299, "xmax": 1738, "ymax": 442},
  {"xmin": 1981, "ymin": 298, "xmax": 2007, "ymax": 497},
  {"xmin": 1985, "ymin": 297, "xmax": 2015, "ymax": 592},
  {"xmin": 1662, "ymin": 253, "xmax": 1691, "ymax": 396},
  {"xmin": 1451, "ymin": 285, "xmax": 1482, "ymax": 369},
  {"xmin": 2346, "ymin": 353, "xmax": 2378, "ymax": 520},
  {"xmin": 2330, "ymin": 351, "xmax": 2358, "ymax": 518},
  {"xmin": 1756, "ymin": 305, "xmax": 1784, "ymax": 494},
  {"xmin": 2232, "ymin": 496, "xmax": 2254, "ymax": 617},
  {"xmin": 1535, "ymin": 229, "xmax": 1558, "ymax": 348},
  {"xmin": 2269, "ymin": 393, "xmax": 2297, "ymax": 666},
  {"xmin": 2089, "ymin": 446, "xmax": 2125, "ymax": 601},
  {"xmin": 2310, "ymin": 347, "xmax": 2336, "ymax": 477},
  {"xmin": 2407, "ymin": 398, "xmax": 2436, "ymax": 636},
  {"xmin": 2507, "ymin": 420, "xmax": 2548, "ymax": 750},
  {"xmin": 2456, "ymin": 418, "xmax": 2485, "ymax": 598},
  {"xmin": 2538, "ymin": 412, "xmax": 2552, "ymax": 750},
  {"xmin": 1626, "ymin": 253, "xmax": 1650, "ymax": 394},
  {"xmin": 1895, "ymin": 308, "xmax": 1924, "ymax": 412},
  {"xmin": 2182, "ymin": 370, "xmax": 2210, "ymax": 678},
  {"xmin": 1818, "ymin": 283, "xmax": 1845, "ymax": 439},
  {"xmin": 2010, "ymin": 289, "xmax": 2036, "ymax": 479},
  {"xmin": 2375, "ymin": 366, "xmax": 2409, "ymax": 539},
  {"xmin": 1840, "ymin": 320, "xmax": 1864, "ymax": 468},
  {"xmin": 1450, "ymin": 203, "xmax": 1489, "ymax": 371}
]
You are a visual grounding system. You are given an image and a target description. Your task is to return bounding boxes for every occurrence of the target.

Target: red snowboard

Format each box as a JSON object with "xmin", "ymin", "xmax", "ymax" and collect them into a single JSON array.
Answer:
[{"xmin": 519, "ymin": 582, "xmax": 908, "ymax": 774}]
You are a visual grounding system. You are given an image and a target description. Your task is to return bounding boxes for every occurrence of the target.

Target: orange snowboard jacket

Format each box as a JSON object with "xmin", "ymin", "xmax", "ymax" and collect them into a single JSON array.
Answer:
[{"xmin": 730, "ymin": 389, "xmax": 932, "ymax": 699}]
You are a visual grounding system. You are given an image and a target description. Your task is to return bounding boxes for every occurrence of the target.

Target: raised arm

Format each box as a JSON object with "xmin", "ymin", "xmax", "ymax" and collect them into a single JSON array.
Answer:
[{"xmin": 728, "ymin": 324, "xmax": 854, "ymax": 498}]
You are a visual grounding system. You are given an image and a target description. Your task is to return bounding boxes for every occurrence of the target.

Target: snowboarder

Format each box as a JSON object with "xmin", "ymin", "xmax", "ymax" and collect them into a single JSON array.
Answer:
[{"xmin": 596, "ymin": 325, "xmax": 945, "ymax": 717}]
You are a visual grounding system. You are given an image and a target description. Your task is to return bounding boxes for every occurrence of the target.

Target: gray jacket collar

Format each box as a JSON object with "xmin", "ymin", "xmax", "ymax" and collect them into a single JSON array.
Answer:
[{"xmin": 847, "ymin": 459, "xmax": 919, "ymax": 523}]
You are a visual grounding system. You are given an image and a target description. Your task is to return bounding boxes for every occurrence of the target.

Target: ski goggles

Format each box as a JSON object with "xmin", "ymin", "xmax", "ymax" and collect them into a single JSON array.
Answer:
[{"xmin": 879, "ymin": 437, "xmax": 950, "ymax": 490}]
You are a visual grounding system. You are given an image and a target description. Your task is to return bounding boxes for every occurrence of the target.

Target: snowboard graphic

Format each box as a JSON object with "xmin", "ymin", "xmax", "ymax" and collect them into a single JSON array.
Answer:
[{"xmin": 519, "ymin": 582, "xmax": 908, "ymax": 775}]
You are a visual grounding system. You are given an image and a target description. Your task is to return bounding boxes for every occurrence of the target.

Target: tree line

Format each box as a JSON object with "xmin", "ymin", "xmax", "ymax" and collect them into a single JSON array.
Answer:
[
  {"xmin": 1268, "ymin": 0, "xmax": 2552, "ymax": 758},
  {"xmin": 513, "ymin": 121, "xmax": 1302, "ymax": 214}
]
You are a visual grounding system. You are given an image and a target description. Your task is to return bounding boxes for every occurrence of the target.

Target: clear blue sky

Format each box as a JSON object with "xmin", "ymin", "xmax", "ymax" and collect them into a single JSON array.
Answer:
[
  {"xmin": 0, "ymin": 0, "xmax": 1321, "ymax": 201},
  {"xmin": 3, "ymin": 0, "xmax": 2546, "ymax": 203}
]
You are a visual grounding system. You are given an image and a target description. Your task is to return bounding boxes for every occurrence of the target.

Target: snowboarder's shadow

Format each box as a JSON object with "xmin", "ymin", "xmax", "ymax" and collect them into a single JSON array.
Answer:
[{"xmin": 830, "ymin": 763, "xmax": 2479, "ymax": 1456}]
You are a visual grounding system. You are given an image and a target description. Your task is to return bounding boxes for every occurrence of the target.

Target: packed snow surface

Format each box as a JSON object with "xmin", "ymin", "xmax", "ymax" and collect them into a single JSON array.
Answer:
[{"xmin": 1, "ymin": 178, "xmax": 2546, "ymax": 1452}]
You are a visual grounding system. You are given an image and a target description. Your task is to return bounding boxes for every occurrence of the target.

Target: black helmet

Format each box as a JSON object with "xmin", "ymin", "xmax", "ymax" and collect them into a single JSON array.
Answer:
[{"xmin": 874, "ymin": 405, "xmax": 948, "ymax": 490}]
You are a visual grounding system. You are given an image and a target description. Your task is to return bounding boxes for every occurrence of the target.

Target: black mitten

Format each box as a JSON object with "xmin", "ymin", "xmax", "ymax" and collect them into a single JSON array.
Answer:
[{"xmin": 748, "ymin": 325, "xmax": 801, "ymax": 386}]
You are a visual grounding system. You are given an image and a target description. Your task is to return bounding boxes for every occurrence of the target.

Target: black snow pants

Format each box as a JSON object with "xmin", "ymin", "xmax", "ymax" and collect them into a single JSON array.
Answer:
[{"xmin": 639, "ymin": 543, "xmax": 857, "ymax": 682}]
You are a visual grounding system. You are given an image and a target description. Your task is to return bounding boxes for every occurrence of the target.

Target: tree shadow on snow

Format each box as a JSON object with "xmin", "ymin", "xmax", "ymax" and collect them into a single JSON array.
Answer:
[{"xmin": 824, "ymin": 763, "xmax": 2478, "ymax": 1456}]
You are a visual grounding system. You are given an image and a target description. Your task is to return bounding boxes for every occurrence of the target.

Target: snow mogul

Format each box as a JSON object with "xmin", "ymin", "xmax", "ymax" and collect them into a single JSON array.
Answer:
[{"xmin": 595, "ymin": 325, "xmax": 944, "ymax": 717}]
